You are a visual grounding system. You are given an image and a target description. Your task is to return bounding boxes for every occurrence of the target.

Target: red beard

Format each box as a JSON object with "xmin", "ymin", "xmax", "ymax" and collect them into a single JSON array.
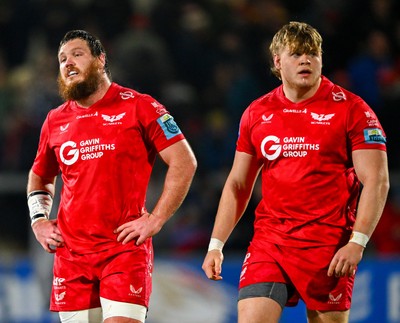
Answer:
[{"xmin": 57, "ymin": 59, "xmax": 103, "ymax": 102}]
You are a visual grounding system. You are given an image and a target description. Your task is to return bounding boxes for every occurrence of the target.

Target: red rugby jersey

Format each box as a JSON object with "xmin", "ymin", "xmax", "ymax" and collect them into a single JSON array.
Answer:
[
  {"xmin": 237, "ymin": 76, "xmax": 386, "ymax": 248},
  {"xmin": 32, "ymin": 83, "xmax": 185, "ymax": 253}
]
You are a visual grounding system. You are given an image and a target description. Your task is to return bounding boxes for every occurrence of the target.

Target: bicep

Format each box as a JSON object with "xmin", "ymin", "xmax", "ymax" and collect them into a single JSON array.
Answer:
[
  {"xmin": 352, "ymin": 149, "xmax": 388, "ymax": 185},
  {"xmin": 158, "ymin": 139, "xmax": 197, "ymax": 169}
]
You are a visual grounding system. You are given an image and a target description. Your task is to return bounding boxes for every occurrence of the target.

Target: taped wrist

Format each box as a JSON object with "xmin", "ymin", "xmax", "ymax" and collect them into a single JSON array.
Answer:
[
  {"xmin": 27, "ymin": 190, "xmax": 53, "ymax": 225},
  {"xmin": 208, "ymin": 238, "xmax": 224, "ymax": 252},
  {"xmin": 349, "ymin": 231, "xmax": 369, "ymax": 248}
]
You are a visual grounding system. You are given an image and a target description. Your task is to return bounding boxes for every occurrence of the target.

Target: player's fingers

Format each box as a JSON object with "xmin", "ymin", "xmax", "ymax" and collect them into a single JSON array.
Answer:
[
  {"xmin": 44, "ymin": 239, "xmax": 57, "ymax": 253},
  {"xmin": 202, "ymin": 260, "xmax": 216, "ymax": 279},
  {"xmin": 51, "ymin": 232, "xmax": 64, "ymax": 243},
  {"xmin": 327, "ymin": 258, "xmax": 338, "ymax": 277},
  {"xmin": 135, "ymin": 233, "xmax": 149, "ymax": 246},
  {"xmin": 347, "ymin": 265, "xmax": 356, "ymax": 277},
  {"xmin": 208, "ymin": 267, "xmax": 223, "ymax": 280},
  {"xmin": 335, "ymin": 262, "xmax": 345, "ymax": 277},
  {"xmin": 121, "ymin": 231, "xmax": 139, "ymax": 244}
]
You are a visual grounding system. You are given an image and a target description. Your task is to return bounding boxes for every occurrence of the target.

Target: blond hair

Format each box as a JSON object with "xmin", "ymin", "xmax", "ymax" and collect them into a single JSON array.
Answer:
[{"xmin": 269, "ymin": 22, "xmax": 323, "ymax": 79}]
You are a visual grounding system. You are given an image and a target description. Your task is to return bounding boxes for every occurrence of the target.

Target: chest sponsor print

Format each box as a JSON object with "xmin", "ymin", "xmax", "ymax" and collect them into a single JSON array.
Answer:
[
  {"xmin": 59, "ymin": 138, "xmax": 116, "ymax": 165},
  {"xmin": 260, "ymin": 136, "xmax": 320, "ymax": 160}
]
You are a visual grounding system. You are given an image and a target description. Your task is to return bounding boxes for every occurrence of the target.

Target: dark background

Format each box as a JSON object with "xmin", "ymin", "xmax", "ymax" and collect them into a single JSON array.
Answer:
[{"xmin": 0, "ymin": 0, "xmax": 399, "ymax": 256}]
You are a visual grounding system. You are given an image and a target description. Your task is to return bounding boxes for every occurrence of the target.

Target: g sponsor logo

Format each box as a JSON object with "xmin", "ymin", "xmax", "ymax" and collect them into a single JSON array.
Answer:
[
  {"xmin": 261, "ymin": 135, "xmax": 281, "ymax": 160},
  {"xmin": 60, "ymin": 141, "xmax": 79, "ymax": 165}
]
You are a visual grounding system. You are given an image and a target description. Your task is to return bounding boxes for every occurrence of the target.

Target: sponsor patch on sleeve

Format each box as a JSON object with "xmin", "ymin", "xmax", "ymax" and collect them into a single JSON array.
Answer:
[
  {"xmin": 363, "ymin": 128, "xmax": 386, "ymax": 144},
  {"xmin": 157, "ymin": 114, "xmax": 182, "ymax": 139}
]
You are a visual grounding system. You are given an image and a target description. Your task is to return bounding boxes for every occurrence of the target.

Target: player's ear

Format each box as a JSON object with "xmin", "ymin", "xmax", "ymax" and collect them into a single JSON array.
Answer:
[
  {"xmin": 273, "ymin": 54, "xmax": 281, "ymax": 69},
  {"xmin": 97, "ymin": 53, "xmax": 106, "ymax": 69}
]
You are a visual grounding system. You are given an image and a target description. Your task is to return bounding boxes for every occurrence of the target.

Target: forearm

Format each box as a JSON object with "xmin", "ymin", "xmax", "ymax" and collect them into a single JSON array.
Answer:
[
  {"xmin": 210, "ymin": 152, "xmax": 261, "ymax": 245},
  {"xmin": 151, "ymin": 154, "xmax": 196, "ymax": 225},
  {"xmin": 27, "ymin": 169, "xmax": 57, "ymax": 225},
  {"xmin": 353, "ymin": 180, "xmax": 389, "ymax": 237},
  {"xmin": 27, "ymin": 169, "xmax": 56, "ymax": 195},
  {"xmin": 211, "ymin": 178, "xmax": 254, "ymax": 244}
]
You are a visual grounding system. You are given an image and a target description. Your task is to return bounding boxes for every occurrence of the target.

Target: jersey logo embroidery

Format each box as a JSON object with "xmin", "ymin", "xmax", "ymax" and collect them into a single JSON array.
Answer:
[
  {"xmin": 60, "ymin": 123, "xmax": 69, "ymax": 132},
  {"xmin": 53, "ymin": 277, "xmax": 66, "ymax": 286},
  {"xmin": 102, "ymin": 113, "xmax": 126, "ymax": 123},
  {"xmin": 261, "ymin": 114, "xmax": 274, "ymax": 123},
  {"xmin": 311, "ymin": 113, "xmax": 335, "ymax": 122},
  {"xmin": 60, "ymin": 141, "xmax": 79, "ymax": 165},
  {"xmin": 261, "ymin": 135, "xmax": 281, "ymax": 160},
  {"xmin": 120, "ymin": 91, "xmax": 135, "ymax": 100},
  {"xmin": 130, "ymin": 285, "xmax": 143, "ymax": 295},
  {"xmin": 55, "ymin": 291, "xmax": 66, "ymax": 302},
  {"xmin": 332, "ymin": 91, "xmax": 346, "ymax": 101},
  {"xmin": 151, "ymin": 101, "xmax": 168, "ymax": 114},
  {"xmin": 328, "ymin": 293, "xmax": 342, "ymax": 304}
]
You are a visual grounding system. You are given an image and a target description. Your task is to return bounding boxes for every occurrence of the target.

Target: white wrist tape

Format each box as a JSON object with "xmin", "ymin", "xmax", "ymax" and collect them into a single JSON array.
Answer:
[
  {"xmin": 27, "ymin": 191, "xmax": 53, "ymax": 224},
  {"xmin": 208, "ymin": 238, "xmax": 224, "ymax": 252},
  {"xmin": 349, "ymin": 231, "xmax": 369, "ymax": 248}
]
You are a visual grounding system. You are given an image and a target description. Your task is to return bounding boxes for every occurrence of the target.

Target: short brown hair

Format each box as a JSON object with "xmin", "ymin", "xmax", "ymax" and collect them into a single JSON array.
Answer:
[
  {"xmin": 269, "ymin": 22, "xmax": 322, "ymax": 79},
  {"xmin": 59, "ymin": 30, "xmax": 112, "ymax": 80}
]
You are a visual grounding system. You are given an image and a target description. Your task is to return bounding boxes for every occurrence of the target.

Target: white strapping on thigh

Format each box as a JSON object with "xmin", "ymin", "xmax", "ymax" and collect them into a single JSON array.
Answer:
[
  {"xmin": 59, "ymin": 307, "xmax": 102, "ymax": 322},
  {"xmin": 100, "ymin": 297, "xmax": 147, "ymax": 322}
]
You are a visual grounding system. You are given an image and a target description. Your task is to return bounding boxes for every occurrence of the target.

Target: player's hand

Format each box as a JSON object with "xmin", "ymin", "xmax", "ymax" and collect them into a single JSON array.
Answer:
[
  {"xmin": 114, "ymin": 212, "xmax": 163, "ymax": 246},
  {"xmin": 31, "ymin": 219, "xmax": 64, "ymax": 253},
  {"xmin": 327, "ymin": 243, "xmax": 364, "ymax": 277},
  {"xmin": 202, "ymin": 250, "xmax": 224, "ymax": 280}
]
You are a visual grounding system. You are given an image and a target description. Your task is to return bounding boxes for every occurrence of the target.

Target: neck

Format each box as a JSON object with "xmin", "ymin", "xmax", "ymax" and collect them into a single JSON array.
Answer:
[
  {"xmin": 75, "ymin": 77, "xmax": 112, "ymax": 108},
  {"xmin": 283, "ymin": 77, "xmax": 322, "ymax": 103}
]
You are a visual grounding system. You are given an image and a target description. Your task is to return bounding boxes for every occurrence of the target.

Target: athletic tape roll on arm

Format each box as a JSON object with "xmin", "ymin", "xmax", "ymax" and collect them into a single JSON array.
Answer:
[
  {"xmin": 208, "ymin": 238, "xmax": 224, "ymax": 252},
  {"xmin": 27, "ymin": 190, "xmax": 53, "ymax": 225},
  {"xmin": 349, "ymin": 231, "xmax": 369, "ymax": 248}
]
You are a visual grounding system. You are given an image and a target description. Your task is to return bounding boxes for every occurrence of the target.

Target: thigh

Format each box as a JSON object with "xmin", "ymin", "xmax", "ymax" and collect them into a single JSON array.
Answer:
[
  {"xmin": 307, "ymin": 309, "xmax": 350, "ymax": 323},
  {"xmin": 239, "ymin": 244, "xmax": 300, "ymax": 307},
  {"xmin": 238, "ymin": 297, "xmax": 282, "ymax": 323},
  {"xmin": 101, "ymin": 297, "xmax": 147, "ymax": 322},
  {"xmin": 100, "ymin": 240, "xmax": 154, "ymax": 308},
  {"xmin": 59, "ymin": 308, "xmax": 102, "ymax": 323},
  {"xmin": 283, "ymin": 245, "xmax": 354, "ymax": 311}
]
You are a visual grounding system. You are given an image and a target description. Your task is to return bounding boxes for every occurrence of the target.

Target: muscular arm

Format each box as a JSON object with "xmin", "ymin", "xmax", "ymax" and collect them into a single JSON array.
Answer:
[
  {"xmin": 202, "ymin": 151, "xmax": 262, "ymax": 280},
  {"xmin": 351, "ymin": 149, "xmax": 390, "ymax": 236},
  {"xmin": 115, "ymin": 139, "xmax": 197, "ymax": 245},
  {"xmin": 27, "ymin": 169, "xmax": 57, "ymax": 196},
  {"xmin": 328, "ymin": 149, "xmax": 389, "ymax": 277},
  {"xmin": 211, "ymin": 151, "xmax": 262, "ymax": 243},
  {"xmin": 27, "ymin": 170, "xmax": 63, "ymax": 253},
  {"xmin": 150, "ymin": 139, "xmax": 197, "ymax": 229}
]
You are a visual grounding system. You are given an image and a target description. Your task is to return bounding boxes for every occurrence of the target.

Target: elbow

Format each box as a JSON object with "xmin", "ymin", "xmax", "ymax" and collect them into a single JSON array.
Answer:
[
  {"xmin": 188, "ymin": 155, "xmax": 198, "ymax": 178},
  {"xmin": 181, "ymin": 153, "xmax": 197, "ymax": 179},
  {"xmin": 381, "ymin": 175, "xmax": 390, "ymax": 197}
]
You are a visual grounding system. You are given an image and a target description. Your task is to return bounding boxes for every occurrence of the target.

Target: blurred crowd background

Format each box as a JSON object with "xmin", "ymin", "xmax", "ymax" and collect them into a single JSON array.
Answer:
[{"xmin": 0, "ymin": 0, "xmax": 399, "ymax": 258}]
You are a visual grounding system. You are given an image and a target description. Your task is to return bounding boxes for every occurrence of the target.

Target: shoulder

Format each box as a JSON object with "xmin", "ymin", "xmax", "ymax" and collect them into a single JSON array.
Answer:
[
  {"xmin": 244, "ymin": 88, "xmax": 279, "ymax": 119},
  {"xmin": 46, "ymin": 101, "xmax": 70, "ymax": 119},
  {"xmin": 113, "ymin": 83, "xmax": 163, "ymax": 109},
  {"xmin": 322, "ymin": 76, "xmax": 365, "ymax": 106}
]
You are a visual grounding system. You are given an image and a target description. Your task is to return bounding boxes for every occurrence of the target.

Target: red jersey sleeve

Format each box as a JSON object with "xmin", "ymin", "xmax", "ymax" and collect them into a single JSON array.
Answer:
[
  {"xmin": 347, "ymin": 97, "xmax": 387, "ymax": 152},
  {"xmin": 136, "ymin": 94, "xmax": 185, "ymax": 152},
  {"xmin": 31, "ymin": 112, "xmax": 60, "ymax": 178},
  {"xmin": 237, "ymin": 106, "xmax": 256, "ymax": 155}
]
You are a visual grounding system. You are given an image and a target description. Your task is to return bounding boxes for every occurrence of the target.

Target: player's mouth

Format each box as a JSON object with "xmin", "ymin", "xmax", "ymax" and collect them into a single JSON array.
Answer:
[
  {"xmin": 66, "ymin": 69, "xmax": 79, "ymax": 79},
  {"xmin": 298, "ymin": 69, "xmax": 312, "ymax": 76}
]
